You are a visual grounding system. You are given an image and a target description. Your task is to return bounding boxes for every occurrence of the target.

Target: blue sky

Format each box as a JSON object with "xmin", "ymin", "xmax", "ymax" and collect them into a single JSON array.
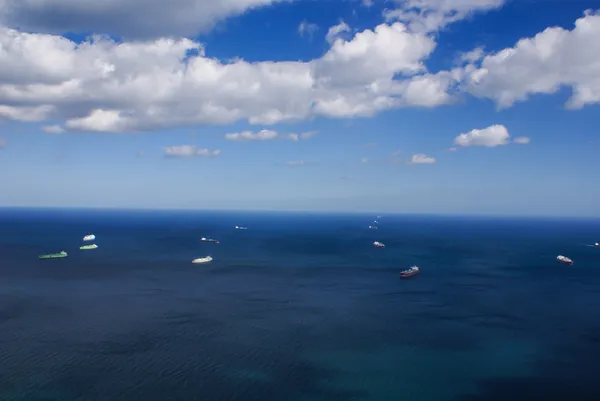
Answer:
[{"xmin": 0, "ymin": 0, "xmax": 599, "ymax": 216}]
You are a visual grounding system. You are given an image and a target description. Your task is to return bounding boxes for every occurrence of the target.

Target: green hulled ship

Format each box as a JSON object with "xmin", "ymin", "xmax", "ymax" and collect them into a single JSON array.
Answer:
[
  {"xmin": 39, "ymin": 251, "xmax": 67, "ymax": 259},
  {"xmin": 80, "ymin": 244, "xmax": 98, "ymax": 250}
]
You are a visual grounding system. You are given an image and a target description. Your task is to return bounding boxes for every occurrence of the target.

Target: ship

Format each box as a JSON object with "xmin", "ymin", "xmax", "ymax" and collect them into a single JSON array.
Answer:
[
  {"xmin": 39, "ymin": 251, "xmax": 67, "ymax": 259},
  {"xmin": 373, "ymin": 241, "xmax": 385, "ymax": 248},
  {"xmin": 192, "ymin": 256, "xmax": 213, "ymax": 264},
  {"xmin": 595, "ymin": 242, "xmax": 599, "ymax": 247},
  {"xmin": 200, "ymin": 237, "xmax": 220, "ymax": 244},
  {"xmin": 556, "ymin": 255, "xmax": 573, "ymax": 265},
  {"xmin": 400, "ymin": 266, "xmax": 419, "ymax": 278},
  {"xmin": 83, "ymin": 234, "xmax": 95, "ymax": 241},
  {"xmin": 368, "ymin": 225, "xmax": 378, "ymax": 230},
  {"xmin": 234, "ymin": 226, "xmax": 248, "ymax": 230},
  {"xmin": 80, "ymin": 244, "xmax": 98, "ymax": 250}
]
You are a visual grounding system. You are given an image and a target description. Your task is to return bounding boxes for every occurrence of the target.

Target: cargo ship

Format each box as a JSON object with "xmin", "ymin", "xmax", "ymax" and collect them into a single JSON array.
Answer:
[
  {"xmin": 556, "ymin": 255, "xmax": 573, "ymax": 265},
  {"xmin": 400, "ymin": 266, "xmax": 419, "ymax": 278},
  {"xmin": 39, "ymin": 251, "xmax": 67, "ymax": 259}
]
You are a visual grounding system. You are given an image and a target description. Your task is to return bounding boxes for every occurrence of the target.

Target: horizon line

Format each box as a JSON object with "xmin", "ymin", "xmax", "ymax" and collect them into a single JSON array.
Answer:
[{"xmin": 0, "ymin": 205, "xmax": 599, "ymax": 220}]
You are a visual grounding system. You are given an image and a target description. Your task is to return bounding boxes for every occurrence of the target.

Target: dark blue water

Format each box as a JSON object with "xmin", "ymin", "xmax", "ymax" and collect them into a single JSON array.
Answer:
[{"xmin": 1, "ymin": 208, "xmax": 600, "ymax": 401}]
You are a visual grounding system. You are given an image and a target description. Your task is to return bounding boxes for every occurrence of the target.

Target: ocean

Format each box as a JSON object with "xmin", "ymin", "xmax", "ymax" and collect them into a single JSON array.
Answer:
[{"xmin": 1, "ymin": 208, "xmax": 599, "ymax": 401}]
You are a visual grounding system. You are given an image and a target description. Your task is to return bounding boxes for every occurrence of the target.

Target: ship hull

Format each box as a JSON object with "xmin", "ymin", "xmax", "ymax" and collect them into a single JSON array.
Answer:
[{"xmin": 39, "ymin": 254, "xmax": 67, "ymax": 259}]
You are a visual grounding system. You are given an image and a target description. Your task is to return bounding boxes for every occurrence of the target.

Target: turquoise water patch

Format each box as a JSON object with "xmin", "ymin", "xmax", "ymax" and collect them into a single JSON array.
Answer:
[{"xmin": 304, "ymin": 339, "xmax": 540, "ymax": 401}]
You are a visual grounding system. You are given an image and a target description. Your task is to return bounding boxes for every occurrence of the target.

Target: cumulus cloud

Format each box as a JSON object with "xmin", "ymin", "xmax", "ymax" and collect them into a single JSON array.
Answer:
[
  {"xmin": 461, "ymin": 10, "xmax": 600, "ymax": 109},
  {"xmin": 298, "ymin": 20, "xmax": 319, "ymax": 39},
  {"xmin": 0, "ymin": 0, "xmax": 281, "ymax": 39},
  {"xmin": 0, "ymin": 20, "xmax": 453, "ymax": 132},
  {"xmin": 42, "ymin": 125, "xmax": 65, "ymax": 134},
  {"xmin": 409, "ymin": 153, "xmax": 436, "ymax": 164},
  {"xmin": 384, "ymin": 0, "xmax": 505, "ymax": 33},
  {"xmin": 326, "ymin": 20, "xmax": 351, "ymax": 45},
  {"xmin": 163, "ymin": 145, "xmax": 221, "ymax": 158},
  {"xmin": 459, "ymin": 47, "xmax": 485, "ymax": 64},
  {"xmin": 224, "ymin": 129, "xmax": 316, "ymax": 141},
  {"xmin": 453, "ymin": 124, "xmax": 510, "ymax": 147}
]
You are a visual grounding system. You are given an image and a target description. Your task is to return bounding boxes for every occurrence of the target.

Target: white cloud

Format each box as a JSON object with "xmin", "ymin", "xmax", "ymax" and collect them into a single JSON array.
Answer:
[
  {"xmin": 285, "ymin": 160, "xmax": 311, "ymax": 167},
  {"xmin": 42, "ymin": 125, "xmax": 65, "ymax": 134},
  {"xmin": 454, "ymin": 124, "xmax": 510, "ymax": 147},
  {"xmin": 409, "ymin": 153, "xmax": 436, "ymax": 164},
  {"xmin": 448, "ymin": 147, "xmax": 457, "ymax": 151},
  {"xmin": 163, "ymin": 145, "xmax": 221, "ymax": 158},
  {"xmin": 225, "ymin": 129, "xmax": 278, "ymax": 141},
  {"xmin": 326, "ymin": 20, "xmax": 351, "ymax": 45},
  {"xmin": 0, "ymin": 105, "xmax": 53, "ymax": 122},
  {"xmin": 360, "ymin": 157, "xmax": 369, "ymax": 163},
  {"xmin": 362, "ymin": 0, "xmax": 373, "ymax": 7},
  {"xmin": 225, "ymin": 129, "xmax": 316, "ymax": 141},
  {"xmin": 514, "ymin": 136, "xmax": 531, "ymax": 144},
  {"xmin": 384, "ymin": 0, "xmax": 505, "ymax": 33},
  {"xmin": 0, "ymin": 21, "xmax": 452, "ymax": 132},
  {"xmin": 461, "ymin": 10, "xmax": 600, "ymax": 109},
  {"xmin": 0, "ymin": 0, "xmax": 281, "ymax": 39},
  {"xmin": 459, "ymin": 47, "xmax": 484, "ymax": 64},
  {"xmin": 286, "ymin": 130, "xmax": 317, "ymax": 141},
  {"xmin": 298, "ymin": 20, "xmax": 319, "ymax": 39}
]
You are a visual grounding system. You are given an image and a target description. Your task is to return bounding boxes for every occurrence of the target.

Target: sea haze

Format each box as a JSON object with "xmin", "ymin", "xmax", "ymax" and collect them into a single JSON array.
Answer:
[{"xmin": 1, "ymin": 208, "xmax": 599, "ymax": 401}]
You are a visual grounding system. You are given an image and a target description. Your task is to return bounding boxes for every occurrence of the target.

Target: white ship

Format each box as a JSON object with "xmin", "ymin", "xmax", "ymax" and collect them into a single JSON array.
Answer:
[
  {"xmin": 192, "ymin": 256, "xmax": 213, "ymax": 264},
  {"xmin": 200, "ymin": 237, "xmax": 220, "ymax": 244},
  {"xmin": 368, "ymin": 225, "xmax": 378, "ymax": 230},
  {"xmin": 556, "ymin": 255, "xmax": 573, "ymax": 265},
  {"xmin": 373, "ymin": 241, "xmax": 385, "ymax": 248},
  {"xmin": 83, "ymin": 234, "xmax": 95, "ymax": 241},
  {"xmin": 234, "ymin": 226, "xmax": 248, "ymax": 230}
]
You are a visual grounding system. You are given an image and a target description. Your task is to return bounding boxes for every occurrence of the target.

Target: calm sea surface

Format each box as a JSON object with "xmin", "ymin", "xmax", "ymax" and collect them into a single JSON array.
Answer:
[{"xmin": 1, "ymin": 208, "xmax": 599, "ymax": 401}]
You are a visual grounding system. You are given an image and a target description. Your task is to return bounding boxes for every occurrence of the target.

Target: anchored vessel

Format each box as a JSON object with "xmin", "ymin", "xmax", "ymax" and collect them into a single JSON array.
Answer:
[
  {"xmin": 556, "ymin": 255, "xmax": 573, "ymax": 265},
  {"xmin": 400, "ymin": 266, "xmax": 419, "ymax": 278},
  {"xmin": 80, "ymin": 244, "xmax": 98, "ymax": 250},
  {"xmin": 39, "ymin": 251, "xmax": 67, "ymax": 259},
  {"xmin": 192, "ymin": 256, "xmax": 213, "ymax": 264}
]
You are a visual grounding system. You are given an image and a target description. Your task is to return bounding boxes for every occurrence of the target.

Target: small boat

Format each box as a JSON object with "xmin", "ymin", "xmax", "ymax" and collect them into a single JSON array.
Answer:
[
  {"xmin": 39, "ymin": 251, "xmax": 67, "ymax": 259},
  {"xmin": 234, "ymin": 226, "xmax": 248, "ymax": 230},
  {"xmin": 200, "ymin": 237, "xmax": 220, "ymax": 244},
  {"xmin": 83, "ymin": 234, "xmax": 95, "ymax": 241},
  {"xmin": 556, "ymin": 255, "xmax": 573, "ymax": 265},
  {"xmin": 373, "ymin": 241, "xmax": 385, "ymax": 248},
  {"xmin": 400, "ymin": 266, "xmax": 419, "ymax": 278},
  {"xmin": 368, "ymin": 225, "xmax": 378, "ymax": 229},
  {"xmin": 80, "ymin": 244, "xmax": 98, "ymax": 250},
  {"xmin": 192, "ymin": 256, "xmax": 213, "ymax": 264},
  {"xmin": 594, "ymin": 242, "xmax": 599, "ymax": 247}
]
